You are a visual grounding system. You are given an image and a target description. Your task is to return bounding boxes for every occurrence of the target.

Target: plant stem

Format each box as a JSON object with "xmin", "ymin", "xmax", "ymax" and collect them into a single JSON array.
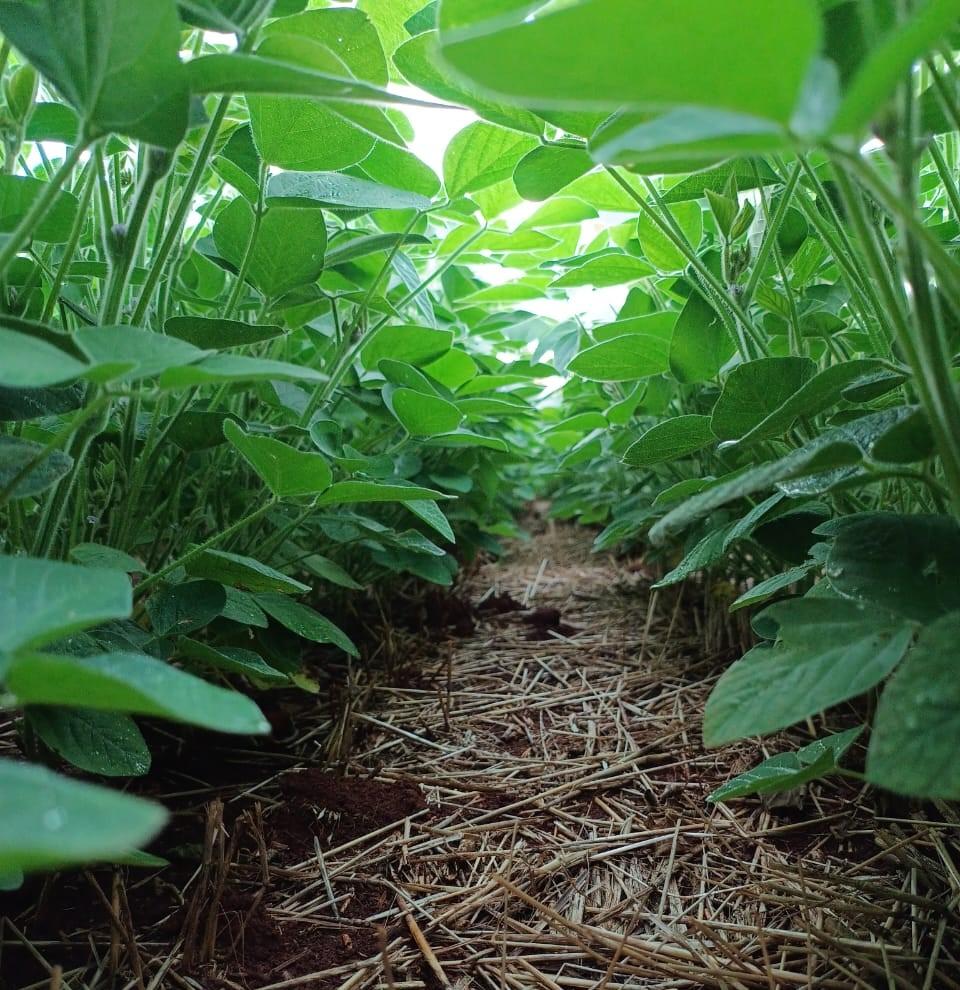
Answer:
[{"xmin": 135, "ymin": 498, "xmax": 278, "ymax": 597}]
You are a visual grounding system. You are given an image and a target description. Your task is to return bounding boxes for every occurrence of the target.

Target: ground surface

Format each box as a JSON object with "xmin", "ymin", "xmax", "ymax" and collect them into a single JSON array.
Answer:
[{"xmin": 2, "ymin": 523, "xmax": 959, "ymax": 989}]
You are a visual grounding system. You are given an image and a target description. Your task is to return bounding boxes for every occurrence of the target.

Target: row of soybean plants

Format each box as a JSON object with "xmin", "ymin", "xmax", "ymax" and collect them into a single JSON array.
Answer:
[{"xmin": 431, "ymin": 1, "xmax": 960, "ymax": 804}]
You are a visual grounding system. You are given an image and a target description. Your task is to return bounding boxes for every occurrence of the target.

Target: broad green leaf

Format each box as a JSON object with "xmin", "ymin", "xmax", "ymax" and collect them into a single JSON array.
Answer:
[
  {"xmin": 653, "ymin": 524, "xmax": 733, "ymax": 588},
  {"xmin": 299, "ymin": 553, "xmax": 363, "ymax": 590},
  {"xmin": 703, "ymin": 598, "xmax": 914, "ymax": 746},
  {"xmin": 168, "ymin": 410, "xmax": 240, "ymax": 452},
  {"xmin": 0, "ymin": 436, "xmax": 72, "ymax": 499},
  {"xmin": 267, "ymin": 170, "xmax": 432, "ymax": 211},
  {"xmin": 0, "ymin": 0, "xmax": 188, "ymax": 146},
  {"xmin": 326, "ymin": 231, "xmax": 431, "ymax": 267},
  {"xmin": 825, "ymin": 513, "xmax": 960, "ymax": 625},
  {"xmin": 362, "ymin": 325, "xmax": 453, "ymax": 369},
  {"xmin": 650, "ymin": 436, "xmax": 862, "ymax": 544},
  {"xmin": 164, "ymin": 317, "xmax": 285, "ymax": 350},
  {"xmin": 568, "ymin": 334, "xmax": 670, "ymax": 382},
  {"xmin": 0, "ymin": 382, "xmax": 84, "ymax": 422},
  {"xmin": 393, "ymin": 30, "xmax": 544, "ymax": 136},
  {"xmin": 186, "ymin": 52, "xmax": 427, "ymax": 108},
  {"xmin": 159, "ymin": 354, "xmax": 326, "ymax": 388},
  {"xmin": 179, "ymin": 638, "xmax": 289, "ymax": 685},
  {"xmin": 7, "ymin": 651, "xmax": 272, "ymax": 734},
  {"xmin": 637, "ymin": 201, "xmax": 703, "ymax": 273},
  {"xmin": 590, "ymin": 107, "xmax": 786, "ymax": 173},
  {"xmin": 186, "ymin": 548, "xmax": 309, "ymax": 595},
  {"xmin": 0, "ymin": 556, "xmax": 131, "ymax": 654},
  {"xmin": 709, "ymin": 727, "xmax": 864, "ymax": 802},
  {"xmin": 513, "ymin": 145, "xmax": 593, "ymax": 201},
  {"xmin": 405, "ymin": 499, "xmax": 456, "ymax": 543},
  {"xmin": 669, "ymin": 290, "xmax": 734, "ymax": 384},
  {"xmin": 222, "ymin": 587, "xmax": 270, "ymax": 628},
  {"xmin": 0, "ymin": 175, "xmax": 78, "ymax": 242},
  {"xmin": 867, "ymin": 612, "xmax": 960, "ymax": 799},
  {"xmin": 146, "ymin": 580, "xmax": 227, "ymax": 638},
  {"xmin": 623, "ymin": 415, "xmax": 714, "ymax": 466},
  {"xmin": 549, "ymin": 255, "xmax": 654, "ymax": 289},
  {"xmin": 69, "ymin": 544, "xmax": 144, "ymax": 573},
  {"xmin": 0, "ymin": 328, "xmax": 90, "ymax": 387},
  {"xmin": 388, "ymin": 387, "xmax": 464, "ymax": 435},
  {"xmin": 711, "ymin": 357, "xmax": 817, "ymax": 441},
  {"xmin": 224, "ymin": 420, "xmax": 333, "ymax": 498},
  {"xmin": 315, "ymin": 480, "xmax": 452, "ymax": 506},
  {"xmin": 256, "ymin": 593, "xmax": 358, "ymax": 656},
  {"xmin": 75, "ymin": 326, "xmax": 209, "ymax": 383},
  {"xmin": 734, "ymin": 359, "xmax": 886, "ymax": 445},
  {"xmin": 247, "ymin": 28, "xmax": 396, "ymax": 172},
  {"xmin": 213, "ymin": 197, "xmax": 327, "ymax": 298},
  {"xmin": 443, "ymin": 120, "xmax": 538, "ymax": 197},
  {"xmin": 0, "ymin": 759, "xmax": 166, "ymax": 873},
  {"xmin": 28, "ymin": 708, "xmax": 151, "ymax": 777},
  {"xmin": 729, "ymin": 562, "xmax": 817, "ymax": 612},
  {"xmin": 831, "ymin": 0, "xmax": 960, "ymax": 135},
  {"xmin": 423, "ymin": 429, "xmax": 509, "ymax": 451},
  {"xmin": 438, "ymin": 0, "xmax": 821, "ymax": 125}
]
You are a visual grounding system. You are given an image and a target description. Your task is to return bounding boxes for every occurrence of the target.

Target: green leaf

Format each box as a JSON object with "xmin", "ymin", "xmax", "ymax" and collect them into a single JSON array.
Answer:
[
  {"xmin": 224, "ymin": 420, "xmax": 333, "ymax": 498},
  {"xmin": 362, "ymin": 325, "xmax": 453, "ymax": 369},
  {"xmin": 0, "ymin": 436, "xmax": 72, "ymax": 499},
  {"xmin": 256, "ymin": 594, "xmax": 358, "ymax": 656},
  {"xmin": 568, "ymin": 333, "xmax": 670, "ymax": 382},
  {"xmin": 179, "ymin": 638, "xmax": 289, "ymax": 686},
  {"xmin": 0, "ymin": 382, "xmax": 85, "ymax": 422},
  {"xmin": 711, "ymin": 357, "xmax": 817, "ymax": 441},
  {"xmin": 267, "ymin": 170, "xmax": 432, "ymax": 211},
  {"xmin": 669, "ymin": 290, "xmax": 735, "ymax": 384},
  {"xmin": 167, "ymin": 410, "xmax": 240, "ymax": 452},
  {"xmin": 0, "ymin": 556, "xmax": 131, "ymax": 654},
  {"xmin": 867, "ymin": 612, "xmax": 960, "ymax": 799},
  {"xmin": 637, "ymin": 201, "xmax": 703, "ymax": 273},
  {"xmin": 443, "ymin": 120, "xmax": 538, "ymax": 197},
  {"xmin": 653, "ymin": 524, "xmax": 733, "ymax": 588},
  {"xmin": 549, "ymin": 255, "xmax": 654, "ymax": 289},
  {"xmin": 831, "ymin": 0, "xmax": 960, "ymax": 135},
  {"xmin": 185, "ymin": 548, "xmax": 309, "ymax": 595},
  {"xmin": 437, "ymin": 0, "xmax": 821, "ymax": 125},
  {"xmin": 213, "ymin": 197, "xmax": 327, "ymax": 298},
  {"xmin": 0, "ymin": 759, "xmax": 167, "ymax": 874},
  {"xmin": 703, "ymin": 598, "xmax": 913, "ymax": 746},
  {"xmin": 299, "ymin": 553, "xmax": 363, "ymax": 590},
  {"xmin": 186, "ymin": 51, "xmax": 426, "ymax": 107},
  {"xmin": 164, "ymin": 317, "xmax": 285, "ymax": 350},
  {"xmin": 146, "ymin": 580, "xmax": 227, "ymax": 638},
  {"xmin": 0, "ymin": 0, "xmax": 187, "ymax": 147},
  {"xmin": 650, "ymin": 436, "xmax": 862, "ymax": 544},
  {"xmin": 69, "ymin": 544, "xmax": 144, "ymax": 573},
  {"xmin": 590, "ymin": 107, "xmax": 786, "ymax": 173},
  {"xmin": 733, "ymin": 359, "xmax": 886, "ymax": 445},
  {"xmin": 221, "ymin": 587, "xmax": 269, "ymax": 627},
  {"xmin": 513, "ymin": 144, "xmax": 593, "ymax": 201},
  {"xmin": 622, "ymin": 415, "xmax": 714, "ymax": 466},
  {"xmin": 315, "ymin": 480, "xmax": 452, "ymax": 506},
  {"xmin": 8, "ymin": 651, "xmax": 271, "ymax": 734},
  {"xmin": 0, "ymin": 327, "xmax": 90, "ymax": 387},
  {"xmin": 158, "ymin": 354, "xmax": 326, "ymax": 388},
  {"xmin": 729, "ymin": 562, "xmax": 817, "ymax": 612},
  {"xmin": 709, "ymin": 726, "xmax": 863, "ymax": 803},
  {"xmin": 28, "ymin": 708, "xmax": 151, "ymax": 777},
  {"xmin": 247, "ymin": 26, "xmax": 397, "ymax": 172},
  {"xmin": 825, "ymin": 512, "xmax": 960, "ymax": 625},
  {"xmin": 393, "ymin": 30, "xmax": 544, "ymax": 136},
  {"xmin": 405, "ymin": 499, "xmax": 456, "ymax": 544},
  {"xmin": 0, "ymin": 175, "xmax": 79, "ymax": 242},
  {"xmin": 75, "ymin": 325, "xmax": 209, "ymax": 383},
  {"xmin": 388, "ymin": 387, "xmax": 464, "ymax": 436}
]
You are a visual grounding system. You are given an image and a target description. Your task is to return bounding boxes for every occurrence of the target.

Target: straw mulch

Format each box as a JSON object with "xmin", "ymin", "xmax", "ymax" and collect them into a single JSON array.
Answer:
[{"xmin": 3, "ymin": 524, "xmax": 959, "ymax": 989}]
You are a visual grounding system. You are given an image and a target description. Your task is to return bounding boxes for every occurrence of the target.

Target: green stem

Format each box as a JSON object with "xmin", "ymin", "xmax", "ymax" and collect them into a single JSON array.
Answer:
[
  {"xmin": 135, "ymin": 497, "xmax": 278, "ymax": 598},
  {"xmin": 130, "ymin": 95, "xmax": 232, "ymax": 326}
]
